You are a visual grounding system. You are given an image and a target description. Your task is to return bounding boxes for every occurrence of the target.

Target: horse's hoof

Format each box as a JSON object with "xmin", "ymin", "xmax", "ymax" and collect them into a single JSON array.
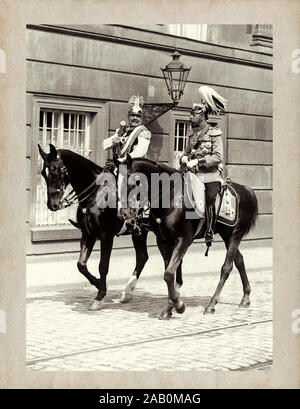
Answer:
[
  {"xmin": 239, "ymin": 300, "xmax": 250, "ymax": 308},
  {"xmin": 88, "ymin": 300, "xmax": 104, "ymax": 311},
  {"xmin": 204, "ymin": 306, "xmax": 215, "ymax": 314},
  {"xmin": 158, "ymin": 310, "xmax": 172, "ymax": 320},
  {"xmin": 175, "ymin": 301, "xmax": 185, "ymax": 314},
  {"xmin": 120, "ymin": 292, "xmax": 133, "ymax": 304}
]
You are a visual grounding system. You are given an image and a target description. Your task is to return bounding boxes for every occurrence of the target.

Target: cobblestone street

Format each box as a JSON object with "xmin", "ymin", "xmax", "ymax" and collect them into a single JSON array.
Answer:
[{"xmin": 27, "ymin": 243, "xmax": 273, "ymax": 371}]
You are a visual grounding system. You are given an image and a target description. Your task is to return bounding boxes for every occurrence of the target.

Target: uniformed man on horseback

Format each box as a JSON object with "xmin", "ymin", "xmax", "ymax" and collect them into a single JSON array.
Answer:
[
  {"xmin": 180, "ymin": 85, "xmax": 227, "ymax": 246},
  {"xmin": 103, "ymin": 95, "xmax": 151, "ymax": 160},
  {"xmin": 102, "ymin": 95, "xmax": 151, "ymax": 226}
]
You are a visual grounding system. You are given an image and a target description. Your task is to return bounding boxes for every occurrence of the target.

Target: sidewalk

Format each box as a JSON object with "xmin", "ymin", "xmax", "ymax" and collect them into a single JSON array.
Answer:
[{"xmin": 27, "ymin": 239, "xmax": 272, "ymax": 293}]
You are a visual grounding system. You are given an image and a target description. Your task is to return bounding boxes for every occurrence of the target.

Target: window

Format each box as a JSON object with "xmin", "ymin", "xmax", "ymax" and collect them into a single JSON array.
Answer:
[
  {"xmin": 29, "ymin": 96, "xmax": 106, "ymax": 246},
  {"xmin": 173, "ymin": 120, "xmax": 190, "ymax": 169},
  {"xmin": 35, "ymin": 109, "xmax": 92, "ymax": 226},
  {"xmin": 167, "ymin": 25, "xmax": 208, "ymax": 42}
]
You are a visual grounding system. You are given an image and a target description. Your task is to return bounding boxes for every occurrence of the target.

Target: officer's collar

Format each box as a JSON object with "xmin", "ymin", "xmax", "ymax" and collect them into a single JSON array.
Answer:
[{"xmin": 193, "ymin": 123, "xmax": 210, "ymax": 135}]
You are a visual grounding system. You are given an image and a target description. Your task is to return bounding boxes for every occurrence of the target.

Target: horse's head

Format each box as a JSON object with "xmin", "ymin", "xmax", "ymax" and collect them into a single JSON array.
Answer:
[{"xmin": 38, "ymin": 144, "xmax": 69, "ymax": 211}]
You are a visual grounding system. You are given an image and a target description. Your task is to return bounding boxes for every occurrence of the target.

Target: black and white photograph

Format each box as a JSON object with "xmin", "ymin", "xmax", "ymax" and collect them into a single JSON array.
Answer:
[{"xmin": 25, "ymin": 24, "xmax": 273, "ymax": 372}]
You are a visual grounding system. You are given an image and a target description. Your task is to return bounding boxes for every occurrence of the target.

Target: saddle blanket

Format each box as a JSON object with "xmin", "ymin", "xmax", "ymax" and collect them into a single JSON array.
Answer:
[{"xmin": 215, "ymin": 183, "xmax": 239, "ymax": 227}]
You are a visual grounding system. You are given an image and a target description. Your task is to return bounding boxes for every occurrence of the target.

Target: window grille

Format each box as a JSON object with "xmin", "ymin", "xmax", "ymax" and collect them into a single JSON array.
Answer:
[
  {"xmin": 35, "ymin": 109, "xmax": 92, "ymax": 226},
  {"xmin": 173, "ymin": 120, "xmax": 190, "ymax": 169}
]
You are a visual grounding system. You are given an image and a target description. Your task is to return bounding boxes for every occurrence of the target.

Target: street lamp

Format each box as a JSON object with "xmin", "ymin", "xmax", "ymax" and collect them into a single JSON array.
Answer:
[
  {"xmin": 161, "ymin": 50, "xmax": 191, "ymax": 104},
  {"xmin": 143, "ymin": 50, "xmax": 191, "ymax": 125}
]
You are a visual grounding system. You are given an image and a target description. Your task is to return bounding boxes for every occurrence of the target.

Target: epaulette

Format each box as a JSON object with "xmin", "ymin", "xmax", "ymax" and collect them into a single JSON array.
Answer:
[
  {"xmin": 207, "ymin": 126, "xmax": 222, "ymax": 136},
  {"xmin": 140, "ymin": 128, "xmax": 151, "ymax": 139}
]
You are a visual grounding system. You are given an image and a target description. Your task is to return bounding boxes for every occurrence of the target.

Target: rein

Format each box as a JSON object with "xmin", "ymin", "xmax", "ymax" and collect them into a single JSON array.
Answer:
[
  {"xmin": 61, "ymin": 163, "xmax": 116, "ymax": 210},
  {"xmin": 58, "ymin": 162, "xmax": 99, "ymax": 210},
  {"xmin": 60, "ymin": 179, "xmax": 98, "ymax": 209}
]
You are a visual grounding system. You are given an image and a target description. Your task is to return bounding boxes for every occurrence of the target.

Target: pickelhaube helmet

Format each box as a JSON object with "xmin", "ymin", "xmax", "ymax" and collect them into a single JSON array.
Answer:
[
  {"xmin": 128, "ymin": 95, "xmax": 144, "ymax": 116},
  {"xmin": 192, "ymin": 86, "xmax": 227, "ymax": 116}
]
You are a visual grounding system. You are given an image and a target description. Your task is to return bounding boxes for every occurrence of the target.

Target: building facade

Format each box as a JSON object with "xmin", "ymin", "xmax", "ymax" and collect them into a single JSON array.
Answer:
[{"xmin": 26, "ymin": 24, "xmax": 273, "ymax": 255}]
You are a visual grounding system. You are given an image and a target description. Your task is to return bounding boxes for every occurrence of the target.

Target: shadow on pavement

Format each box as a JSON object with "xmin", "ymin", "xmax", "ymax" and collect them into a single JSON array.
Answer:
[{"xmin": 27, "ymin": 287, "xmax": 213, "ymax": 318}]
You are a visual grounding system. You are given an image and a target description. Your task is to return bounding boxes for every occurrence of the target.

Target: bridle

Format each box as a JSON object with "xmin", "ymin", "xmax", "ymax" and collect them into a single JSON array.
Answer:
[
  {"xmin": 43, "ymin": 156, "xmax": 99, "ymax": 211},
  {"xmin": 61, "ymin": 164, "xmax": 118, "ymax": 211},
  {"xmin": 59, "ymin": 176, "xmax": 99, "ymax": 210},
  {"xmin": 59, "ymin": 167, "xmax": 99, "ymax": 211}
]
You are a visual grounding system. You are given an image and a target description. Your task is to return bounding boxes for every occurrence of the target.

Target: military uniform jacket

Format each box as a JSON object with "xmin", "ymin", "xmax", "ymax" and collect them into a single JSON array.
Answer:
[{"xmin": 181, "ymin": 123, "xmax": 224, "ymax": 183}]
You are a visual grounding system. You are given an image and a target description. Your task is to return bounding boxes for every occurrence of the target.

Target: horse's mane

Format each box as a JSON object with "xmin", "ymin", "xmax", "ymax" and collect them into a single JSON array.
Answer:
[
  {"xmin": 132, "ymin": 158, "xmax": 178, "ymax": 175},
  {"xmin": 58, "ymin": 149, "xmax": 103, "ymax": 175}
]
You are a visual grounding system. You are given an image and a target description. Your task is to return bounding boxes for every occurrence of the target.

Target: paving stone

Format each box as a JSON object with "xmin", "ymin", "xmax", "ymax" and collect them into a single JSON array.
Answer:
[{"xmin": 27, "ymin": 247, "xmax": 272, "ymax": 371}]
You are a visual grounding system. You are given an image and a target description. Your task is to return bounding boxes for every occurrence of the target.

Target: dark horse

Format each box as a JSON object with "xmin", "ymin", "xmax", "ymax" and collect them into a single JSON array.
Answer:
[
  {"xmin": 38, "ymin": 144, "xmax": 152, "ymax": 310},
  {"xmin": 114, "ymin": 156, "xmax": 258, "ymax": 320}
]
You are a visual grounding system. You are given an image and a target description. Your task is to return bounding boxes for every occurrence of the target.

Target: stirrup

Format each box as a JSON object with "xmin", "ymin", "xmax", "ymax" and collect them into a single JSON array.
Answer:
[{"xmin": 205, "ymin": 229, "xmax": 214, "ymax": 243}]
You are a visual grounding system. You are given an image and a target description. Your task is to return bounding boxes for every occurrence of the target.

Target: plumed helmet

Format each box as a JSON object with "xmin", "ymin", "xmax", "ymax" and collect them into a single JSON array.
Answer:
[
  {"xmin": 197, "ymin": 85, "xmax": 228, "ymax": 115},
  {"xmin": 128, "ymin": 95, "xmax": 144, "ymax": 116}
]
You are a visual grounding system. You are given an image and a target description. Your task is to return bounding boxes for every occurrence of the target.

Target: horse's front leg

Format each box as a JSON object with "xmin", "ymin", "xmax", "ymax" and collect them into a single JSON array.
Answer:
[
  {"xmin": 120, "ymin": 229, "xmax": 149, "ymax": 303},
  {"xmin": 77, "ymin": 235, "xmax": 99, "ymax": 289},
  {"xmin": 159, "ymin": 236, "xmax": 192, "ymax": 320},
  {"xmin": 89, "ymin": 234, "xmax": 114, "ymax": 311},
  {"xmin": 156, "ymin": 236, "xmax": 183, "ymax": 295}
]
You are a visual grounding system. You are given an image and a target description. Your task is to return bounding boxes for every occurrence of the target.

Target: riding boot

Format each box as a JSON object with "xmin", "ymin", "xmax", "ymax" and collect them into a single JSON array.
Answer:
[{"xmin": 204, "ymin": 206, "xmax": 215, "ymax": 256}]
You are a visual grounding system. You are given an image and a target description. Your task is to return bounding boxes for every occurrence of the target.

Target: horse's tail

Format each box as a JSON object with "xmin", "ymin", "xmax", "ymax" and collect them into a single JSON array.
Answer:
[
  {"xmin": 232, "ymin": 183, "xmax": 258, "ymax": 239},
  {"xmin": 68, "ymin": 218, "xmax": 81, "ymax": 229}
]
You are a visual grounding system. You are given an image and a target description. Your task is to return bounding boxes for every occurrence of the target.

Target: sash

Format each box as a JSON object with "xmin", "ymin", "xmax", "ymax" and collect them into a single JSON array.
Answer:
[
  {"xmin": 120, "ymin": 125, "xmax": 147, "ymax": 156},
  {"xmin": 189, "ymin": 125, "xmax": 210, "ymax": 152}
]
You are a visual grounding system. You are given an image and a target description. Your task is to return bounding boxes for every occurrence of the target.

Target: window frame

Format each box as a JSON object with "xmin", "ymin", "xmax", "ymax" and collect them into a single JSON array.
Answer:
[
  {"xmin": 36, "ymin": 109, "xmax": 92, "ymax": 228},
  {"xmin": 166, "ymin": 24, "xmax": 208, "ymax": 42},
  {"xmin": 30, "ymin": 95, "xmax": 107, "ymax": 242},
  {"xmin": 173, "ymin": 117, "xmax": 191, "ymax": 169},
  {"xmin": 38, "ymin": 109, "xmax": 92, "ymax": 158}
]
